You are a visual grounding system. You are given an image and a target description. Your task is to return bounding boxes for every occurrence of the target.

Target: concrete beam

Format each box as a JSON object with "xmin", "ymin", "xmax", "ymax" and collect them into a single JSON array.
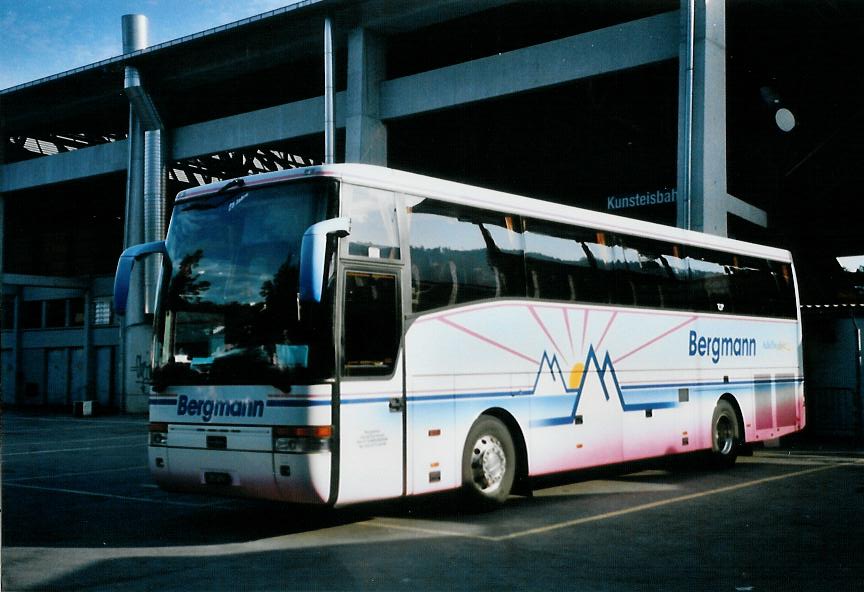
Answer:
[
  {"xmin": 2, "ymin": 274, "xmax": 89, "ymax": 290},
  {"xmin": 0, "ymin": 141, "xmax": 127, "ymax": 192},
  {"xmin": 173, "ymin": 12, "xmax": 677, "ymax": 160},
  {"xmin": 172, "ymin": 94, "xmax": 346, "ymax": 161},
  {"xmin": 2, "ymin": 11, "xmax": 678, "ymax": 184},
  {"xmin": 380, "ymin": 11, "xmax": 678, "ymax": 119},
  {"xmin": 727, "ymin": 193, "xmax": 767, "ymax": 227},
  {"xmin": 18, "ymin": 329, "xmax": 90, "ymax": 350},
  {"xmin": 0, "ymin": 94, "xmax": 346, "ymax": 190}
]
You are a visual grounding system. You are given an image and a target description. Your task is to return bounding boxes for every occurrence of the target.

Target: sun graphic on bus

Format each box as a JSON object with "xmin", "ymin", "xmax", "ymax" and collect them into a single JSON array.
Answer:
[{"xmin": 568, "ymin": 362, "xmax": 585, "ymax": 390}]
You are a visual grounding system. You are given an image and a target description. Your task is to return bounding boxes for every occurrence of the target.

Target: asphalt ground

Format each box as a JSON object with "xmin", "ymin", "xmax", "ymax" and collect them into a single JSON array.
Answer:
[{"xmin": 2, "ymin": 410, "xmax": 863, "ymax": 591}]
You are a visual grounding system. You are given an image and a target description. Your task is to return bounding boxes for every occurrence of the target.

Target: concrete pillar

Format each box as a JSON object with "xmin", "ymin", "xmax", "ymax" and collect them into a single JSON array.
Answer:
[
  {"xmin": 0, "ymin": 102, "xmax": 5, "ymax": 281},
  {"xmin": 82, "ymin": 289, "xmax": 94, "ymax": 400},
  {"xmin": 0, "ymin": 122, "xmax": 6, "ymax": 309},
  {"xmin": 345, "ymin": 28, "xmax": 387, "ymax": 165},
  {"xmin": 10, "ymin": 287, "xmax": 22, "ymax": 405},
  {"xmin": 677, "ymin": 0, "xmax": 728, "ymax": 236},
  {"xmin": 0, "ymin": 196, "xmax": 4, "ymax": 290},
  {"xmin": 0, "ymin": 120, "xmax": 14, "ymax": 405},
  {"xmin": 120, "ymin": 14, "xmax": 152, "ymax": 413}
]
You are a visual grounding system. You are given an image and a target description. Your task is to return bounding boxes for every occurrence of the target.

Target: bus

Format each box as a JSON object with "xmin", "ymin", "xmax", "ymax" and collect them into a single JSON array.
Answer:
[{"xmin": 115, "ymin": 164, "xmax": 805, "ymax": 508}]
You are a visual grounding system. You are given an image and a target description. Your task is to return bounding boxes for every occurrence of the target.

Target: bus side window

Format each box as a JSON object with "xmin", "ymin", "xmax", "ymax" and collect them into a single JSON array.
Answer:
[
  {"xmin": 406, "ymin": 198, "xmax": 524, "ymax": 312},
  {"xmin": 617, "ymin": 236, "xmax": 688, "ymax": 310},
  {"xmin": 685, "ymin": 247, "xmax": 734, "ymax": 314},
  {"xmin": 524, "ymin": 218, "xmax": 608, "ymax": 304},
  {"xmin": 342, "ymin": 271, "xmax": 401, "ymax": 376},
  {"xmin": 411, "ymin": 264, "xmax": 421, "ymax": 308},
  {"xmin": 730, "ymin": 256, "xmax": 793, "ymax": 317},
  {"xmin": 604, "ymin": 237, "xmax": 635, "ymax": 307},
  {"xmin": 659, "ymin": 245, "xmax": 690, "ymax": 309},
  {"xmin": 447, "ymin": 260, "xmax": 459, "ymax": 306},
  {"xmin": 770, "ymin": 261, "xmax": 798, "ymax": 318},
  {"xmin": 581, "ymin": 237, "xmax": 616, "ymax": 304},
  {"xmin": 344, "ymin": 186, "xmax": 400, "ymax": 259}
]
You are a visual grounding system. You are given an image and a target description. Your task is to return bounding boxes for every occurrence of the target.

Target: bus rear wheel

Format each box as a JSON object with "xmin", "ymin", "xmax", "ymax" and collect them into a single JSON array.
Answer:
[
  {"xmin": 460, "ymin": 416, "xmax": 516, "ymax": 509},
  {"xmin": 710, "ymin": 400, "xmax": 741, "ymax": 468}
]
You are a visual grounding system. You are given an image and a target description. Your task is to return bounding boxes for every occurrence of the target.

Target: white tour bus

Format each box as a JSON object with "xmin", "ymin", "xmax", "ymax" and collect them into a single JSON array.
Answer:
[{"xmin": 115, "ymin": 164, "xmax": 805, "ymax": 508}]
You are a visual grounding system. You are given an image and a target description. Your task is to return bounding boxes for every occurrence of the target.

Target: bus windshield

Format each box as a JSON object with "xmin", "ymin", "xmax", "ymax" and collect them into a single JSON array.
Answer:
[{"xmin": 152, "ymin": 179, "xmax": 338, "ymax": 390}]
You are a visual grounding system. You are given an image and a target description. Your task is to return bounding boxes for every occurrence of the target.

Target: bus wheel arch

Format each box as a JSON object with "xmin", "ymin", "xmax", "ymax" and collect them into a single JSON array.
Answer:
[
  {"xmin": 719, "ymin": 393, "xmax": 746, "ymax": 438},
  {"xmin": 459, "ymin": 410, "xmax": 526, "ymax": 508},
  {"xmin": 482, "ymin": 408, "xmax": 530, "ymax": 493},
  {"xmin": 709, "ymin": 395, "xmax": 744, "ymax": 468}
]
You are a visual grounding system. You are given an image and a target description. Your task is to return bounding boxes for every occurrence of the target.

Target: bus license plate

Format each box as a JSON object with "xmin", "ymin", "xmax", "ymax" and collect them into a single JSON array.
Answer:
[{"xmin": 204, "ymin": 471, "xmax": 232, "ymax": 486}]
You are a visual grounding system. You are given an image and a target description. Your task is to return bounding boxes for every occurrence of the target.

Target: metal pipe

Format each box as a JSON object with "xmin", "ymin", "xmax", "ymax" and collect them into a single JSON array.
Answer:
[
  {"xmin": 122, "ymin": 14, "xmax": 148, "ymax": 54},
  {"xmin": 120, "ymin": 13, "xmax": 149, "ymax": 412},
  {"xmin": 324, "ymin": 16, "xmax": 335, "ymax": 164},
  {"xmin": 143, "ymin": 129, "xmax": 165, "ymax": 314},
  {"xmin": 678, "ymin": 0, "xmax": 695, "ymax": 230}
]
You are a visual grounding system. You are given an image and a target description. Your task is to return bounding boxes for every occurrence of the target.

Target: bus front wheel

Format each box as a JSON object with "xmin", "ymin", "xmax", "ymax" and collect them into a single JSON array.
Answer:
[
  {"xmin": 460, "ymin": 416, "xmax": 516, "ymax": 509},
  {"xmin": 710, "ymin": 400, "xmax": 741, "ymax": 468}
]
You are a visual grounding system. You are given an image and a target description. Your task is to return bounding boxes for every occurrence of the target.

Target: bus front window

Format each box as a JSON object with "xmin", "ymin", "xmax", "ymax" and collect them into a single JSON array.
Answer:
[{"xmin": 153, "ymin": 179, "xmax": 338, "ymax": 390}]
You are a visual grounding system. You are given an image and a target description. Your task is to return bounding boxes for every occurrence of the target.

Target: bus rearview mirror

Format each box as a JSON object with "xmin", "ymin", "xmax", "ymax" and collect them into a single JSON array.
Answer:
[
  {"xmin": 113, "ymin": 240, "xmax": 169, "ymax": 316},
  {"xmin": 299, "ymin": 217, "xmax": 351, "ymax": 303}
]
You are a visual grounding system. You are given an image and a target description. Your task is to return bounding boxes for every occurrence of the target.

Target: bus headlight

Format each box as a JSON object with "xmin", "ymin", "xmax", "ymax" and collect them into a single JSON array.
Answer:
[
  {"xmin": 149, "ymin": 422, "xmax": 168, "ymax": 446},
  {"xmin": 273, "ymin": 425, "xmax": 332, "ymax": 454}
]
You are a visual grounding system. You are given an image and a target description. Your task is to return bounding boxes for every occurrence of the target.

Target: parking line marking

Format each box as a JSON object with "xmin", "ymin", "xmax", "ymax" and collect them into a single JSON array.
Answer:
[
  {"xmin": 360, "ymin": 519, "xmax": 479, "ymax": 540},
  {"xmin": 753, "ymin": 452, "xmax": 864, "ymax": 464},
  {"xmin": 3, "ymin": 482, "xmax": 224, "ymax": 508},
  {"xmin": 362, "ymin": 463, "xmax": 852, "ymax": 543},
  {"xmin": 3, "ymin": 465, "xmax": 148, "ymax": 483},
  {"xmin": 1, "ymin": 443, "xmax": 145, "ymax": 457}
]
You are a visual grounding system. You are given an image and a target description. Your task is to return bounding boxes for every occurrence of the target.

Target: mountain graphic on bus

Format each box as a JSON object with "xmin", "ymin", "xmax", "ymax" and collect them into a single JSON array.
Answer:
[
  {"xmin": 430, "ymin": 303, "xmax": 696, "ymax": 429},
  {"xmin": 530, "ymin": 347, "xmax": 678, "ymax": 428}
]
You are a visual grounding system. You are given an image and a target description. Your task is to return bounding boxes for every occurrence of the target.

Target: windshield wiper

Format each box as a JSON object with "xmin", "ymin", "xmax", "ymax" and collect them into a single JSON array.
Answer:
[
  {"xmin": 217, "ymin": 178, "xmax": 245, "ymax": 194},
  {"xmin": 181, "ymin": 179, "xmax": 247, "ymax": 211}
]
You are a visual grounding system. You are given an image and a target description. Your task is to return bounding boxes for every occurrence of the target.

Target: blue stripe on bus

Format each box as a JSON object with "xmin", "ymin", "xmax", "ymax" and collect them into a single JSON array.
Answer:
[
  {"xmin": 621, "ymin": 376, "xmax": 803, "ymax": 391},
  {"xmin": 265, "ymin": 399, "xmax": 332, "ymax": 407},
  {"xmin": 149, "ymin": 376, "xmax": 802, "ymax": 410},
  {"xmin": 532, "ymin": 417, "xmax": 575, "ymax": 427},
  {"xmin": 406, "ymin": 390, "xmax": 531, "ymax": 403},
  {"xmin": 619, "ymin": 401, "xmax": 678, "ymax": 411}
]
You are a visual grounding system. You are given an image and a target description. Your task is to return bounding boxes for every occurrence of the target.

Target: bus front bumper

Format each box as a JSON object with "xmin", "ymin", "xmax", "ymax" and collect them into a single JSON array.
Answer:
[{"xmin": 149, "ymin": 443, "xmax": 332, "ymax": 504}]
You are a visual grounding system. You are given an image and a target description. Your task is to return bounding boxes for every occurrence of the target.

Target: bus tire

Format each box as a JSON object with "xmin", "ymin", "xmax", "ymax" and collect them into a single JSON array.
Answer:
[
  {"xmin": 460, "ymin": 415, "xmax": 516, "ymax": 509},
  {"xmin": 710, "ymin": 400, "xmax": 741, "ymax": 468}
]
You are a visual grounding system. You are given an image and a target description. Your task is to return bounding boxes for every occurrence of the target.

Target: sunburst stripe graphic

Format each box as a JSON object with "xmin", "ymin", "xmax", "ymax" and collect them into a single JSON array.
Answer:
[{"xmin": 434, "ymin": 305, "xmax": 696, "ymax": 424}]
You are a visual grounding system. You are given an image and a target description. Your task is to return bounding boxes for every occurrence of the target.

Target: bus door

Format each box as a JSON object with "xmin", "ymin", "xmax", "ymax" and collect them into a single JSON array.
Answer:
[{"xmin": 335, "ymin": 266, "xmax": 405, "ymax": 504}]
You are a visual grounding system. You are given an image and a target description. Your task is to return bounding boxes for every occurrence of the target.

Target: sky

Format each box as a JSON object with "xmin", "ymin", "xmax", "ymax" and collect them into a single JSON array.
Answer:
[{"xmin": 0, "ymin": 0, "xmax": 295, "ymax": 90}]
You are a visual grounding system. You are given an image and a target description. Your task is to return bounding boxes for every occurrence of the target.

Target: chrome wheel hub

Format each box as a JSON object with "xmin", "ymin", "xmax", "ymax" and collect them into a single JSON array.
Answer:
[
  {"xmin": 470, "ymin": 434, "xmax": 507, "ymax": 493},
  {"xmin": 715, "ymin": 415, "xmax": 735, "ymax": 455}
]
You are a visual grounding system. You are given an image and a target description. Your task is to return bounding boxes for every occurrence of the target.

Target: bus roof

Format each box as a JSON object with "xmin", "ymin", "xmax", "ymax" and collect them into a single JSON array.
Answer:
[{"xmin": 175, "ymin": 163, "xmax": 792, "ymax": 263}]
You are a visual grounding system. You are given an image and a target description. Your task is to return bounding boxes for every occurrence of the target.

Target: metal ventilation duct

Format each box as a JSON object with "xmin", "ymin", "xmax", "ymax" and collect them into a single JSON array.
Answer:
[
  {"xmin": 143, "ymin": 130, "xmax": 165, "ymax": 313},
  {"xmin": 122, "ymin": 14, "xmax": 165, "ymax": 314}
]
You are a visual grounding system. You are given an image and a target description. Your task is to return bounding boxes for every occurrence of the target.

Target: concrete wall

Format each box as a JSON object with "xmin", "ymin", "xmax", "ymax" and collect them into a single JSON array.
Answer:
[{"xmin": 1, "ymin": 275, "xmax": 119, "ymax": 410}]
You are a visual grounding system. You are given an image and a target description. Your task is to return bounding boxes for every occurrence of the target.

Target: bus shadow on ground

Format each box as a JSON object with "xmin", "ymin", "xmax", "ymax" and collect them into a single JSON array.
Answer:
[
  {"xmin": 363, "ymin": 451, "xmax": 803, "ymax": 527},
  {"xmin": 3, "ymin": 450, "xmax": 804, "ymax": 552}
]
